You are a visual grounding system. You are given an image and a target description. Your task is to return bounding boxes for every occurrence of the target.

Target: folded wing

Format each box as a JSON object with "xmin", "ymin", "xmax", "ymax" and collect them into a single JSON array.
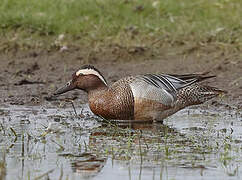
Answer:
[{"xmin": 130, "ymin": 73, "xmax": 215, "ymax": 106}]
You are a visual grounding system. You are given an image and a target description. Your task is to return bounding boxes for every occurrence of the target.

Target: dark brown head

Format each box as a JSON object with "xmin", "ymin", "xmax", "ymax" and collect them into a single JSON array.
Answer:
[{"xmin": 54, "ymin": 65, "xmax": 108, "ymax": 95}]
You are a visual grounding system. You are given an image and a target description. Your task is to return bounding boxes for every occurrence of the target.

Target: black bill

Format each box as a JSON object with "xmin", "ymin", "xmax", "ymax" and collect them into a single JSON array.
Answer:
[{"xmin": 53, "ymin": 80, "xmax": 75, "ymax": 96}]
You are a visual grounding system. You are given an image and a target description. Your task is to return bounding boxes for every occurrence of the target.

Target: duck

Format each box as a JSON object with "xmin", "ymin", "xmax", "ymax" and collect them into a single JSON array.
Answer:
[{"xmin": 53, "ymin": 65, "xmax": 225, "ymax": 122}]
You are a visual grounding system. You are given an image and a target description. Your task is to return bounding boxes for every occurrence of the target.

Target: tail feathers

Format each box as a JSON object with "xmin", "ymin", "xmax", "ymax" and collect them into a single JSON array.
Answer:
[
  {"xmin": 178, "ymin": 84, "xmax": 227, "ymax": 106},
  {"xmin": 203, "ymin": 86, "xmax": 227, "ymax": 95},
  {"xmin": 168, "ymin": 73, "xmax": 216, "ymax": 83},
  {"xmin": 194, "ymin": 85, "xmax": 227, "ymax": 104}
]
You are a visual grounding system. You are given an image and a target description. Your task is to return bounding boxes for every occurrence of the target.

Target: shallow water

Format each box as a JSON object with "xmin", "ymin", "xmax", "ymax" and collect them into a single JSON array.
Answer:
[{"xmin": 0, "ymin": 103, "xmax": 241, "ymax": 180}]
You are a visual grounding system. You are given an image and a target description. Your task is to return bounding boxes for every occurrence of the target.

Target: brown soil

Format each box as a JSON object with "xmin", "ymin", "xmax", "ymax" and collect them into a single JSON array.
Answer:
[{"xmin": 0, "ymin": 45, "xmax": 241, "ymax": 111}]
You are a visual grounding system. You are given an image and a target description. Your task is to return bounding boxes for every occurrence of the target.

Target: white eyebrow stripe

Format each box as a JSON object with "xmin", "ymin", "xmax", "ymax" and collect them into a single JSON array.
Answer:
[{"xmin": 76, "ymin": 69, "xmax": 107, "ymax": 85}]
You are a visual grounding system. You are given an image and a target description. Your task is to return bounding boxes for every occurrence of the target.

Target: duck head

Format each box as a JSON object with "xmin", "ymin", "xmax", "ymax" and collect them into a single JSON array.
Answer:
[{"xmin": 54, "ymin": 65, "xmax": 108, "ymax": 95}]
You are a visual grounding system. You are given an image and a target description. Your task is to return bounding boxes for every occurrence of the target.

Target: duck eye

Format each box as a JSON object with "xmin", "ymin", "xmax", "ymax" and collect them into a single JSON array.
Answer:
[
  {"xmin": 66, "ymin": 81, "xmax": 72, "ymax": 86},
  {"xmin": 76, "ymin": 73, "xmax": 83, "ymax": 76}
]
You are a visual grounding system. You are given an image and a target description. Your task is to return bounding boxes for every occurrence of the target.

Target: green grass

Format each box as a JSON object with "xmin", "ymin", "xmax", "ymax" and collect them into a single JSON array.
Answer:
[{"xmin": 0, "ymin": 0, "xmax": 241, "ymax": 51}]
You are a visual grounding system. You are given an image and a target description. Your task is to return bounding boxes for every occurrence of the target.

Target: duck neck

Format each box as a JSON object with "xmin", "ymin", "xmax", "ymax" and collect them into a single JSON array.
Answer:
[{"xmin": 86, "ymin": 82, "xmax": 108, "ymax": 95}]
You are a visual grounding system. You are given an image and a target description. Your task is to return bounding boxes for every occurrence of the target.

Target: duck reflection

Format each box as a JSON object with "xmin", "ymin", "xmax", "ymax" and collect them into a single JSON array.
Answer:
[
  {"xmin": 70, "ymin": 120, "xmax": 178, "ymax": 178},
  {"xmin": 107, "ymin": 120, "xmax": 176, "ymax": 132},
  {"xmin": 92, "ymin": 120, "xmax": 177, "ymax": 136},
  {"xmin": 70, "ymin": 152, "xmax": 107, "ymax": 178}
]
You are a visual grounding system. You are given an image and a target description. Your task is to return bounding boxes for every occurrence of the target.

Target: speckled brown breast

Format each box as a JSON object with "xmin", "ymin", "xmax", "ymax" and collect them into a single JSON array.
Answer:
[{"xmin": 88, "ymin": 77, "xmax": 135, "ymax": 120}]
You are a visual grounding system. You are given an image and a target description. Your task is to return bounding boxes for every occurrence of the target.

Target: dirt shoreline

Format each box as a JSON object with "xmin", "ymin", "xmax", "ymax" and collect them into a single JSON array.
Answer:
[{"xmin": 0, "ymin": 47, "xmax": 241, "ymax": 111}]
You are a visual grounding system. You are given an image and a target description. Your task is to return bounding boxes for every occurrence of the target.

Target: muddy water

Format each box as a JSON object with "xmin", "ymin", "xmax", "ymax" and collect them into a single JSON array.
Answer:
[{"xmin": 0, "ymin": 103, "xmax": 241, "ymax": 180}]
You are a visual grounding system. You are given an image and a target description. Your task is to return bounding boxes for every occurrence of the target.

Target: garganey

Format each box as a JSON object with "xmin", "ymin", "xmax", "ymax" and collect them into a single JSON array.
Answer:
[{"xmin": 54, "ymin": 65, "xmax": 225, "ymax": 122}]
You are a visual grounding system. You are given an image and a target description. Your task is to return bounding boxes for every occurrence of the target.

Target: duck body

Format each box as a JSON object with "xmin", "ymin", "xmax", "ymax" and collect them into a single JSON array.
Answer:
[{"xmin": 54, "ymin": 65, "xmax": 225, "ymax": 122}]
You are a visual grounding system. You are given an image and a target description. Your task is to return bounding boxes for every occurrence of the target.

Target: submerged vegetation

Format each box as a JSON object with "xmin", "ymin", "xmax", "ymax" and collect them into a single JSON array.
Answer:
[{"xmin": 0, "ymin": 0, "xmax": 241, "ymax": 54}]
